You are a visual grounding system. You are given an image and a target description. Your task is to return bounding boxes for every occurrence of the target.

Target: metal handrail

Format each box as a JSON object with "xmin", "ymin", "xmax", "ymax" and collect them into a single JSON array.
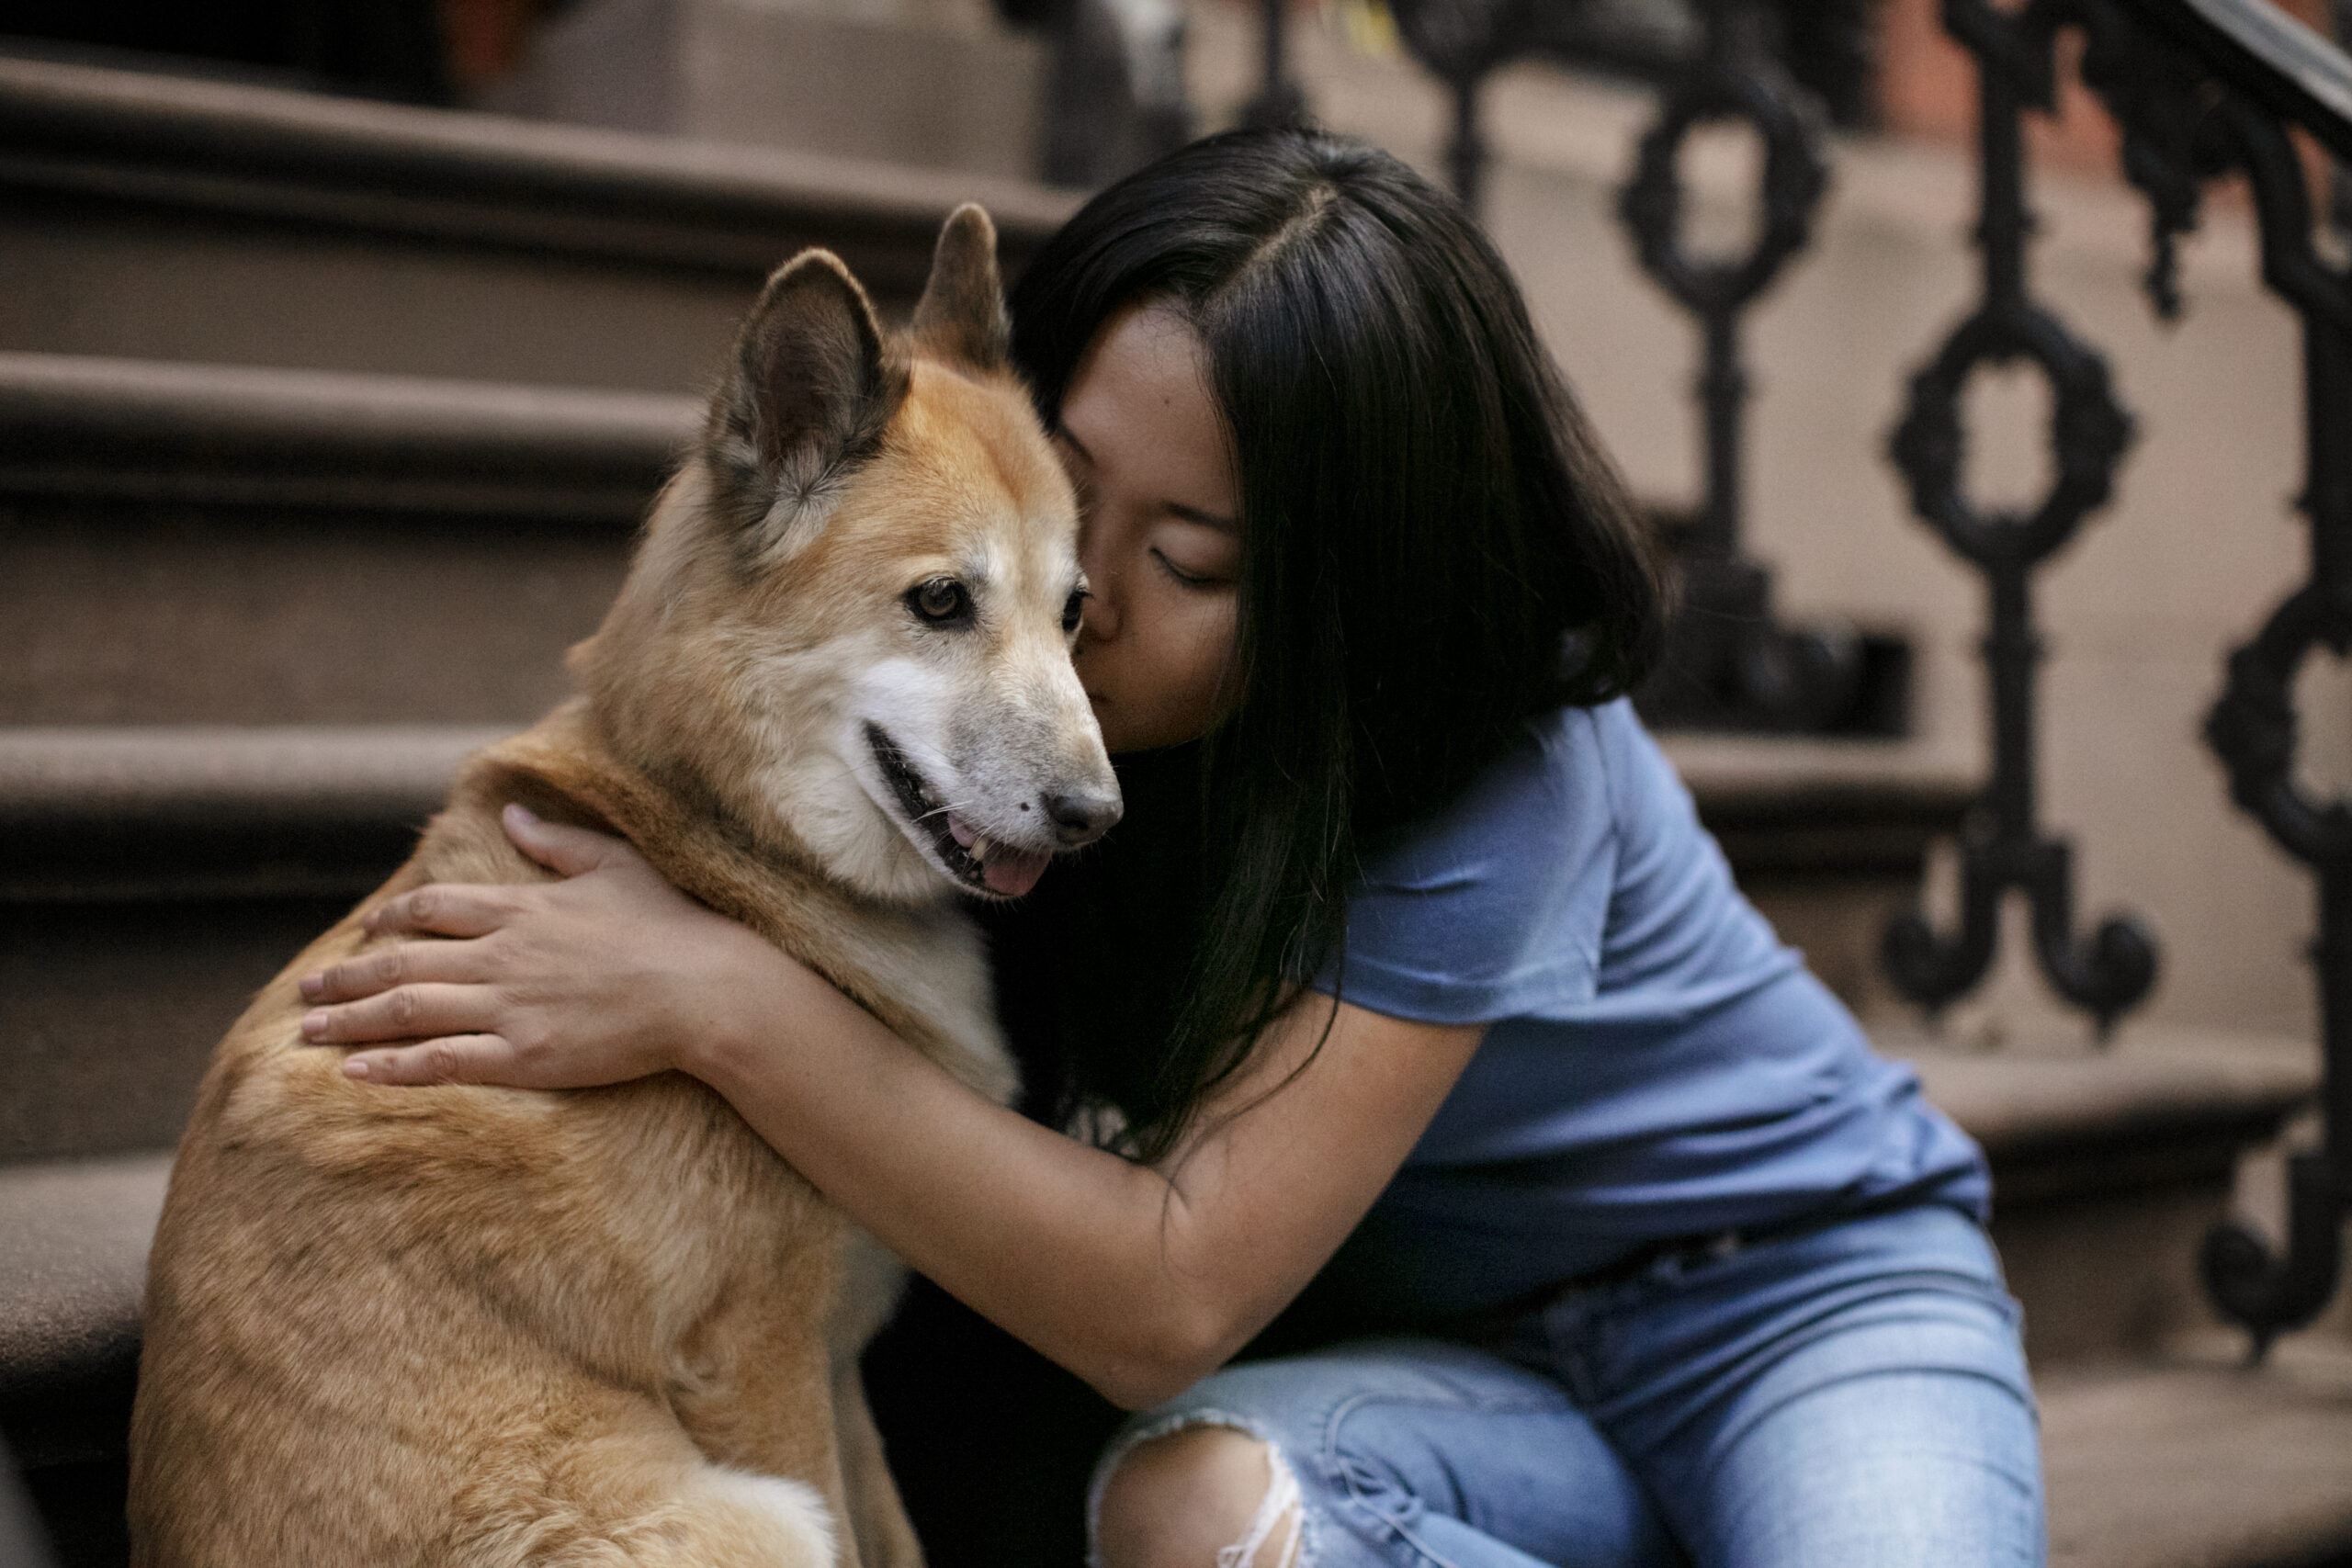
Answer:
[{"xmin": 2127, "ymin": 0, "xmax": 2352, "ymax": 159}]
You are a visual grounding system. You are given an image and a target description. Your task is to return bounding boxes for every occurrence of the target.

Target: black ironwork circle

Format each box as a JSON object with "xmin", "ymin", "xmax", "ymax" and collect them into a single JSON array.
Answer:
[
  {"xmin": 1620, "ymin": 67, "xmax": 1828, "ymax": 316},
  {"xmin": 1888, "ymin": 300, "xmax": 2136, "ymax": 569},
  {"xmin": 2207, "ymin": 583, "xmax": 2352, "ymax": 868}
]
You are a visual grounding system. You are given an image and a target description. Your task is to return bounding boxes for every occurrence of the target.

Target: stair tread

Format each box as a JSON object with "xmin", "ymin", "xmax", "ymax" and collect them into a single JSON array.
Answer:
[
  {"xmin": 0, "ymin": 351, "xmax": 701, "ymax": 449},
  {"xmin": 2041, "ymin": 1339, "xmax": 2352, "ymax": 1568},
  {"xmin": 0, "ymin": 352, "xmax": 697, "ymax": 517},
  {"xmin": 1890, "ymin": 1028, "xmax": 2319, "ymax": 1156},
  {"xmin": 0, "ymin": 1154, "xmax": 168, "ymax": 1407},
  {"xmin": 4, "ymin": 1156, "xmax": 2346, "ymax": 1563},
  {"xmin": 0, "ymin": 51, "xmax": 1076, "ymax": 250},
  {"xmin": 0, "ymin": 723, "xmax": 507, "ymax": 818},
  {"xmin": 0, "ymin": 725, "xmax": 508, "ymax": 899},
  {"xmin": 0, "ymin": 1043, "xmax": 2314, "ymax": 1354},
  {"xmin": 1657, "ymin": 731, "xmax": 1977, "ymax": 804},
  {"xmin": 0, "ymin": 719, "xmax": 2099, "ymax": 854}
]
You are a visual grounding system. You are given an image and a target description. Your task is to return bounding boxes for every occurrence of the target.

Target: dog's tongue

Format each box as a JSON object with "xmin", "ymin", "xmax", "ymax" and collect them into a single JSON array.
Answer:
[
  {"xmin": 945, "ymin": 814, "xmax": 1052, "ymax": 898},
  {"xmin": 982, "ymin": 844, "xmax": 1050, "ymax": 898}
]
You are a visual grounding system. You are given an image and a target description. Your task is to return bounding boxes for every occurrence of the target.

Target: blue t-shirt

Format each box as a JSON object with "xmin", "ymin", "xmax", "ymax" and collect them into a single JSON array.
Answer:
[{"xmin": 1306, "ymin": 698, "xmax": 1988, "ymax": 1321}]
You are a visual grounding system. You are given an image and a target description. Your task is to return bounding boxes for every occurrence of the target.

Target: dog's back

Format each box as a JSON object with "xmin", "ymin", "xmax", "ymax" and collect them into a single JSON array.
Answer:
[
  {"xmin": 131, "ymin": 725, "xmax": 941, "ymax": 1567},
  {"xmin": 129, "ymin": 209, "xmax": 1114, "ymax": 1567}
]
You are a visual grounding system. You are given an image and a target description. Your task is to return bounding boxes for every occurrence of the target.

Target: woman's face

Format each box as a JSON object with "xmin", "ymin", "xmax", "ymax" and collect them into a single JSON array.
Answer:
[{"xmin": 1055, "ymin": 302, "xmax": 1243, "ymax": 756}]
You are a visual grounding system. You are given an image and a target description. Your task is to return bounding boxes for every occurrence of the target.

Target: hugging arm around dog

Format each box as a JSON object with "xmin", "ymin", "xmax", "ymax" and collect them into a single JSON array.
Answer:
[{"xmin": 306, "ymin": 130, "xmax": 2045, "ymax": 1568}]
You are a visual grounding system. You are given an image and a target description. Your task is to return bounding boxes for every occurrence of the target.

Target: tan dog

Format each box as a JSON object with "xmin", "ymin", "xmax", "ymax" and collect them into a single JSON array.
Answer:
[{"xmin": 128, "ymin": 207, "xmax": 1119, "ymax": 1567}]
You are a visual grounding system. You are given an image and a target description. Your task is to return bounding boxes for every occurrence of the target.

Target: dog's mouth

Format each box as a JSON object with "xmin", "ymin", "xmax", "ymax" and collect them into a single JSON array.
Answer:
[{"xmin": 865, "ymin": 723, "xmax": 1053, "ymax": 899}]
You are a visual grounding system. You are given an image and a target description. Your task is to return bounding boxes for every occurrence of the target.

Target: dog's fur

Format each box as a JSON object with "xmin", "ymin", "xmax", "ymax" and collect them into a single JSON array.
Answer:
[{"xmin": 128, "ymin": 208, "xmax": 1117, "ymax": 1567}]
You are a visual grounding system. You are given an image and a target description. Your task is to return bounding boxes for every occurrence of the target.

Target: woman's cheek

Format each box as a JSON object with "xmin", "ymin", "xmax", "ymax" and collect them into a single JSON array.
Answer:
[{"xmin": 1175, "ymin": 597, "xmax": 1243, "ymax": 733}]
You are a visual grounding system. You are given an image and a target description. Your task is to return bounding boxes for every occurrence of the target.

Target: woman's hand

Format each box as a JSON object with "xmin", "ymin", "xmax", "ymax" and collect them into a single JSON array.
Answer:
[{"xmin": 299, "ymin": 804, "xmax": 798, "ymax": 1090}]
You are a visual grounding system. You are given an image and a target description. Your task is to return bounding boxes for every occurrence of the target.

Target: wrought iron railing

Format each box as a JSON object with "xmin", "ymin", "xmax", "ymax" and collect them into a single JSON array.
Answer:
[
  {"xmin": 1878, "ymin": 0, "xmax": 2160, "ymax": 1036},
  {"xmin": 2093, "ymin": 0, "xmax": 2352, "ymax": 1358},
  {"xmin": 1249, "ymin": 0, "xmax": 2352, "ymax": 1354}
]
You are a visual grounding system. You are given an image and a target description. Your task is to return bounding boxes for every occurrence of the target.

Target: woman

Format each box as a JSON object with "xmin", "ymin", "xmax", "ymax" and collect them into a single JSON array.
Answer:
[{"xmin": 300, "ymin": 128, "xmax": 2044, "ymax": 1566}]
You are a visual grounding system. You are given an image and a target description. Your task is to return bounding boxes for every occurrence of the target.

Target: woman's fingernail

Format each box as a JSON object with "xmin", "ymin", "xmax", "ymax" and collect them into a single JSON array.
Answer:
[
  {"xmin": 298, "ymin": 974, "xmax": 322, "ymax": 1002},
  {"xmin": 505, "ymin": 802, "xmax": 540, "ymax": 828},
  {"xmin": 344, "ymin": 1057, "xmax": 370, "ymax": 1079},
  {"xmin": 301, "ymin": 1009, "xmax": 328, "ymax": 1039}
]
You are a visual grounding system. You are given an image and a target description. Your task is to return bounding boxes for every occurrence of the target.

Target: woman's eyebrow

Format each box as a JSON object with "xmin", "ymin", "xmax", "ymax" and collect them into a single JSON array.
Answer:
[{"xmin": 1167, "ymin": 502, "xmax": 1239, "ymax": 534}]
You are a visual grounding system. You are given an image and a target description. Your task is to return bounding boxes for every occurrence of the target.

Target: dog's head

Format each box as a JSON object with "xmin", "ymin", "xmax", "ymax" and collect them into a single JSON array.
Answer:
[{"xmin": 573, "ymin": 206, "xmax": 1120, "ymax": 905}]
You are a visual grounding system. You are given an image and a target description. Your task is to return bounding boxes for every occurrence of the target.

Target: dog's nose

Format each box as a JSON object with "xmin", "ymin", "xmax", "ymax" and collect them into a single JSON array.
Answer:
[{"xmin": 1043, "ymin": 787, "xmax": 1122, "ymax": 846}]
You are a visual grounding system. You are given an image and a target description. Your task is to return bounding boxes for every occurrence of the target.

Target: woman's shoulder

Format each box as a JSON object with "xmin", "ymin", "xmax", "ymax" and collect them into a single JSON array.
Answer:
[
  {"xmin": 1329, "ymin": 703, "xmax": 1632, "ymax": 1022},
  {"xmin": 1371, "ymin": 697, "xmax": 1660, "ymax": 863}
]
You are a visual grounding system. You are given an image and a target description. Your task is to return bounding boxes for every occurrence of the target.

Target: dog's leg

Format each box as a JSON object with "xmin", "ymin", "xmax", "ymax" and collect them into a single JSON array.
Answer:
[
  {"xmin": 833, "ymin": 1357, "xmax": 926, "ymax": 1568},
  {"xmin": 669, "ymin": 1258, "xmax": 865, "ymax": 1567},
  {"xmin": 449, "ymin": 1394, "xmax": 839, "ymax": 1568}
]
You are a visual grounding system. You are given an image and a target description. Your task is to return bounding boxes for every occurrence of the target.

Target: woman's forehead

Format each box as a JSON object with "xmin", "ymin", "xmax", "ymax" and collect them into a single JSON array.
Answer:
[
  {"xmin": 1072, "ymin": 302, "xmax": 1210, "ymax": 410},
  {"xmin": 1062, "ymin": 304, "xmax": 1238, "ymax": 522}
]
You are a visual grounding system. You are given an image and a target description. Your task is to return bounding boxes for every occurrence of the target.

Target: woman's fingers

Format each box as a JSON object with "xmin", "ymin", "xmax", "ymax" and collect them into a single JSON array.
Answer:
[
  {"xmin": 502, "ymin": 803, "xmax": 635, "ymax": 879},
  {"xmin": 300, "ymin": 939, "xmax": 481, "ymax": 1005},
  {"xmin": 364, "ymin": 883, "xmax": 520, "ymax": 941},
  {"xmin": 301, "ymin": 982, "xmax": 497, "ymax": 1047},
  {"xmin": 342, "ymin": 1036, "xmax": 518, "ymax": 1087}
]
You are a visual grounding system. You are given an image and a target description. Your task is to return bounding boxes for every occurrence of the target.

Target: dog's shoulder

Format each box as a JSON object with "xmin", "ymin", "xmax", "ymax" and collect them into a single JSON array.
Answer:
[
  {"xmin": 809, "ymin": 898, "xmax": 1013, "ymax": 1104},
  {"xmin": 454, "ymin": 701, "xmax": 1018, "ymax": 1105}
]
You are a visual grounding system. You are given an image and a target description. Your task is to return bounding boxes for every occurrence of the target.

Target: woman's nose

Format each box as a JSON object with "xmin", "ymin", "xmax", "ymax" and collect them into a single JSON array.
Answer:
[
  {"xmin": 1079, "ymin": 585, "xmax": 1119, "ymax": 643},
  {"xmin": 1077, "ymin": 542, "xmax": 1121, "ymax": 641}
]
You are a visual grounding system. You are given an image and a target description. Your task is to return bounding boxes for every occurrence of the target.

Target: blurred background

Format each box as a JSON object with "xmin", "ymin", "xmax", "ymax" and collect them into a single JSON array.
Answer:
[
  {"xmin": 1, "ymin": 0, "xmax": 2351, "ymax": 1563},
  {"xmin": 0, "ymin": 0, "xmax": 2334, "ymax": 1043}
]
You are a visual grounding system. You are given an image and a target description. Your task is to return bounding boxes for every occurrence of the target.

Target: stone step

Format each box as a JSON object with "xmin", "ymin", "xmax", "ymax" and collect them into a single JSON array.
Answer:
[
  {"xmin": 0, "ymin": 51, "xmax": 1076, "ymax": 391},
  {"xmin": 0, "ymin": 723, "xmax": 1982, "ymax": 1162},
  {"xmin": 5, "ymin": 1093, "xmax": 2344, "ymax": 1566},
  {"xmin": 0, "ymin": 349, "xmax": 693, "ymax": 518},
  {"xmin": 2041, "ymin": 1337, "xmax": 2352, "ymax": 1568},
  {"xmin": 0, "ymin": 725, "xmax": 494, "ymax": 1165},
  {"xmin": 1656, "ymin": 733, "xmax": 1973, "ymax": 1021},
  {"xmin": 0, "ymin": 1153, "xmax": 166, "ymax": 1568},
  {"xmin": 1896, "ymin": 1029, "xmax": 2324, "ymax": 1365},
  {"xmin": 0, "ymin": 723, "xmax": 2315, "ymax": 1280},
  {"xmin": 484, "ymin": 0, "xmax": 1055, "ymax": 184},
  {"xmin": 0, "ymin": 353, "xmax": 684, "ymax": 727}
]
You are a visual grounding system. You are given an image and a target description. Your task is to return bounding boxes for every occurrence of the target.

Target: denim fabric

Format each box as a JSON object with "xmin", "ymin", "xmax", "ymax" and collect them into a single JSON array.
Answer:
[{"xmin": 1091, "ymin": 1204, "xmax": 2043, "ymax": 1568}]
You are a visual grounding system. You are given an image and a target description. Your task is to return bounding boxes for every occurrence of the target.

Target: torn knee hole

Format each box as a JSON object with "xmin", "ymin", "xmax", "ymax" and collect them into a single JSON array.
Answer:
[
  {"xmin": 1096, "ymin": 1426, "xmax": 1306, "ymax": 1568},
  {"xmin": 1218, "ymin": 1444, "xmax": 1301, "ymax": 1568}
]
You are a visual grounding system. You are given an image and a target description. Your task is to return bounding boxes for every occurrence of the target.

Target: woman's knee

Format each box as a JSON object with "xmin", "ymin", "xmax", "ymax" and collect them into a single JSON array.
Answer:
[{"xmin": 1094, "ymin": 1426, "xmax": 1305, "ymax": 1568}]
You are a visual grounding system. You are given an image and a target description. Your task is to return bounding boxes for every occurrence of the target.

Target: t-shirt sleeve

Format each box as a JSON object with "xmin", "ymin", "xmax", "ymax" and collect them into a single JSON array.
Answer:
[{"xmin": 1312, "ymin": 707, "xmax": 1618, "ymax": 1026}]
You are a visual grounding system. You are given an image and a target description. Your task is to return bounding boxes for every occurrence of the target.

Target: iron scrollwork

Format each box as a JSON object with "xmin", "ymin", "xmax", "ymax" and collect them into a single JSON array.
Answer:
[
  {"xmin": 1383, "ymin": 0, "xmax": 1883, "ymax": 731},
  {"xmin": 2064, "ymin": 0, "xmax": 2352, "ymax": 1356},
  {"xmin": 1880, "ymin": 0, "xmax": 2158, "ymax": 1035},
  {"xmin": 1616, "ymin": 0, "xmax": 1865, "ymax": 733}
]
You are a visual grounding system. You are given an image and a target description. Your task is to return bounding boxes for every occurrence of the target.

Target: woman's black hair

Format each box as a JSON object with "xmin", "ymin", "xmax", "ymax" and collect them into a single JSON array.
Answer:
[{"xmin": 1007, "ymin": 125, "xmax": 1665, "ymax": 1164}]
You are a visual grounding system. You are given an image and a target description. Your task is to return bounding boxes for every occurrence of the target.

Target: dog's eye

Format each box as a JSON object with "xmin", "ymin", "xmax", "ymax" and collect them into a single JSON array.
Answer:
[
  {"xmin": 907, "ymin": 577, "xmax": 971, "ymax": 626},
  {"xmin": 1061, "ymin": 590, "xmax": 1088, "ymax": 636}
]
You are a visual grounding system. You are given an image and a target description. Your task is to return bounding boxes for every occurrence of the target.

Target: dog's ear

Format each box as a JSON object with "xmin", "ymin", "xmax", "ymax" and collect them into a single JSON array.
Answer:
[
  {"xmin": 707, "ymin": 248, "xmax": 909, "ymax": 562},
  {"xmin": 906, "ymin": 204, "xmax": 1010, "ymax": 374}
]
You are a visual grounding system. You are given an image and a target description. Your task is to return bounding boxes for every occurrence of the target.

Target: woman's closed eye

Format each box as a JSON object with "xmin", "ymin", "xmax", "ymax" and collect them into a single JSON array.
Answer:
[{"xmin": 1150, "ymin": 547, "xmax": 1225, "ymax": 590}]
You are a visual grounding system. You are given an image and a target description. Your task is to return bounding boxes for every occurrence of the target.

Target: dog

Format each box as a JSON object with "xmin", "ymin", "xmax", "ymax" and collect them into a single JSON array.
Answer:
[{"xmin": 128, "ymin": 206, "xmax": 1119, "ymax": 1567}]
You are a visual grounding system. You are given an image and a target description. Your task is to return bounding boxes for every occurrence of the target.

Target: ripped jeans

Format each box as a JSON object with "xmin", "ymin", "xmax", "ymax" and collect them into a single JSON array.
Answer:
[{"xmin": 1087, "ymin": 1203, "xmax": 2043, "ymax": 1568}]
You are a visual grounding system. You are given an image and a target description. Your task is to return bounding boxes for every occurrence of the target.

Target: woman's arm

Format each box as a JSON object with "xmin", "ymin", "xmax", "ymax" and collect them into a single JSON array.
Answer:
[
  {"xmin": 693, "ymin": 949, "xmax": 1477, "ymax": 1408},
  {"xmin": 302, "ymin": 807, "xmax": 1483, "ymax": 1409}
]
